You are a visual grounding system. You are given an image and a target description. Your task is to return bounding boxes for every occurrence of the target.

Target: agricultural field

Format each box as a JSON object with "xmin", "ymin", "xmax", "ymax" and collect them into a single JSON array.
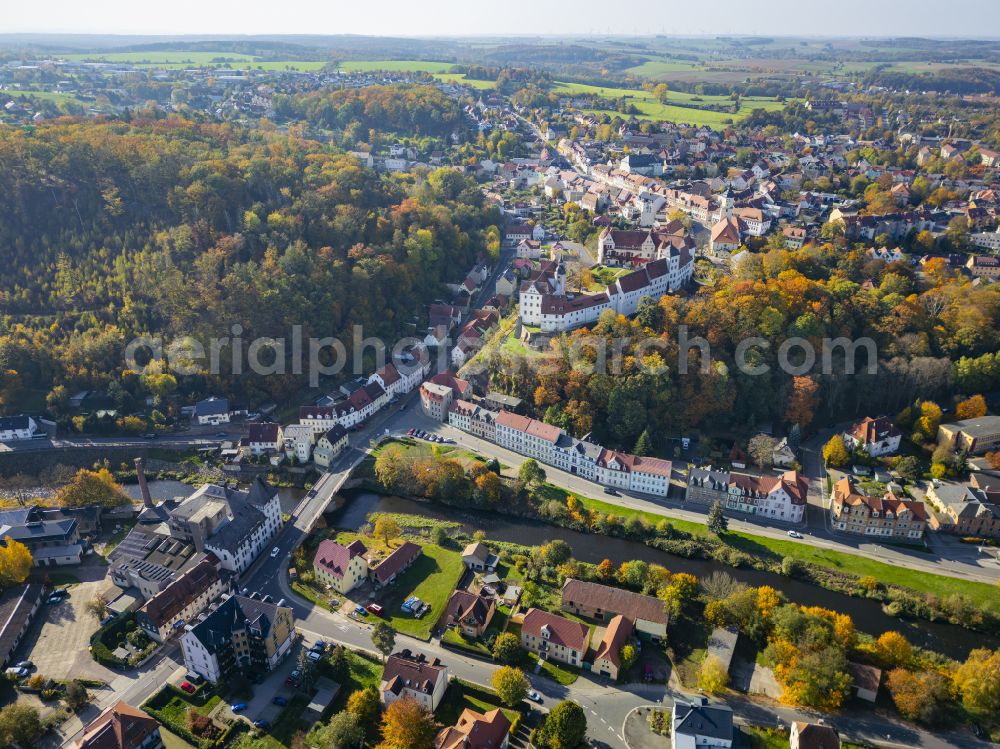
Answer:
[
  {"xmin": 552, "ymin": 80, "xmax": 785, "ymax": 128},
  {"xmin": 63, "ymin": 51, "xmax": 329, "ymax": 70},
  {"xmin": 338, "ymin": 59, "xmax": 456, "ymax": 73},
  {"xmin": 434, "ymin": 72, "xmax": 495, "ymax": 90},
  {"xmin": 623, "ymin": 59, "xmax": 703, "ymax": 77}
]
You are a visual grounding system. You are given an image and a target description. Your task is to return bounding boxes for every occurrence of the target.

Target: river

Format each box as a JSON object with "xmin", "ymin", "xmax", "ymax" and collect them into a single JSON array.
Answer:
[
  {"xmin": 122, "ymin": 479, "xmax": 307, "ymax": 515},
  {"xmin": 330, "ymin": 491, "xmax": 996, "ymax": 660}
]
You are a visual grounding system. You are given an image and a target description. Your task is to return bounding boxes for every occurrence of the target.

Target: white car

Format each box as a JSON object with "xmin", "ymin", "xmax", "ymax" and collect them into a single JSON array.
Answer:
[
  {"xmin": 526, "ymin": 690, "xmax": 542, "ymax": 703},
  {"xmin": 5, "ymin": 667, "xmax": 27, "ymax": 678},
  {"xmin": 306, "ymin": 651, "xmax": 323, "ymax": 662},
  {"xmin": 787, "ymin": 530, "xmax": 803, "ymax": 539},
  {"xmin": 270, "ymin": 547, "xmax": 281, "ymax": 558}
]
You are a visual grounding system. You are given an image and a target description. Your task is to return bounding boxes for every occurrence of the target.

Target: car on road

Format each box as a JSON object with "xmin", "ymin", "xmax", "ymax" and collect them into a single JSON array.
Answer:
[
  {"xmin": 602, "ymin": 486, "xmax": 619, "ymax": 496},
  {"xmin": 230, "ymin": 703, "xmax": 247, "ymax": 712},
  {"xmin": 180, "ymin": 681, "xmax": 196, "ymax": 694},
  {"xmin": 526, "ymin": 690, "xmax": 542, "ymax": 703},
  {"xmin": 270, "ymin": 546, "xmax": 281, "ymax": 558},
  {"xmin": 143, "ymin": 433, "xmax": 158, "ymax": 440},
  {"xmin": 787, "ymin": 530, "xmax": 803, "ymax": 539},
  {"xmin": 272, "ymin": 696, "xmax": 287, "ymax": 706},
  {"xmin": 353, "ymin": 605, "xmax": 369, "ymax": 617},
  {"xmin": 215, "ymin": 432, "xmax": 228, "ymax": 439},
  {"xmin": 254, "ymin": 720, "xmax": 270, "ymax": 730}
]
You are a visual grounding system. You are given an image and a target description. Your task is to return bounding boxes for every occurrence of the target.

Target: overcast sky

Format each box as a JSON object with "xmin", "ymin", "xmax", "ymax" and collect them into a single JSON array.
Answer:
[{"xmin": 4, "ymin": 0, "xmax": 1000, "ymax": 38}]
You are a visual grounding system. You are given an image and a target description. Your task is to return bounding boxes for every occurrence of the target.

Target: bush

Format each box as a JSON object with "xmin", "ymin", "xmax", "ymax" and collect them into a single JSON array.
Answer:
[{"xmin": 782, "ymin": 556, "xmax": 805, "ymax": 577}]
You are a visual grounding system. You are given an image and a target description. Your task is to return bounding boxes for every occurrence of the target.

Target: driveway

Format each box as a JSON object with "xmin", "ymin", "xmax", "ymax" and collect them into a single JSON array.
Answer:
[{"xmin": 16, "ymin": 575, "xmax": 117, "ymax": 683}]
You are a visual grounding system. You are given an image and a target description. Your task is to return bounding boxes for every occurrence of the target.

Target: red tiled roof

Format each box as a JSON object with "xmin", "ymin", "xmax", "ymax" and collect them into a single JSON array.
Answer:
[
  {"xmin": 313, "ymin": 539, "xmax": 367, "ymax": 581},
  {"xmin": 371, "ymin": 541, "xmax": 422, "ymax": 584},
  {"xmin": 593, "ymin": 614, "xmax": 634, "ymax": 668},
  {"xmin": 521, "ymin": 608, "xmax": 590, "ymax": 652}
]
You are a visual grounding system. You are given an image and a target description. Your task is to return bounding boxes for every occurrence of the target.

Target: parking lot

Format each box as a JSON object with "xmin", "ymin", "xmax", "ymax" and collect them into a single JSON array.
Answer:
[{"xmin": 16, "ymin": 575, "xmax": 118, "ymax": 683}]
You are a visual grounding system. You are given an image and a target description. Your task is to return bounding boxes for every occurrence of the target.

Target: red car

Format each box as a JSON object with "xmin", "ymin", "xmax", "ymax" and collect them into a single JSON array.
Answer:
[
  {"xmin": 366, "ymin": 603, "xmax": 384, "ymax": 617},
  {"xmin": 180, "ymin": 681, "xmax": 196, "ymax": 694}
]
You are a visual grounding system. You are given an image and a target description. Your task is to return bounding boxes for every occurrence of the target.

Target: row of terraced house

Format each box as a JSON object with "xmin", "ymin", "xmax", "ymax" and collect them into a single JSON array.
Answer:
[{"xmin": 437, "ymin": 395, "xmax": 673, "ymax": 496}]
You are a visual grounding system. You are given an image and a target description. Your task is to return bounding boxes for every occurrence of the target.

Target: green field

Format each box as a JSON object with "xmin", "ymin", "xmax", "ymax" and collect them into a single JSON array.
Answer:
[
  {"xmin": 63, "ymin": 52, "xmax": 329, "ymax": 71},
  {"xmin": 624, "ymin": 59, "xmax": 702, "ymax": 77},
  {"xmin": 2, "ymin": 90, "xmax": 85, "ymax": 104},
  {"xmin": 434, "ymin": 73, "xmax": 496, "ymax": 90},
  {"xmin": 552, "ymin": 80, "xmax": 785, "ymax": 128},
  {"xmin": 338, "ymin": 59, "xmax": 456, "ymax": 73}
]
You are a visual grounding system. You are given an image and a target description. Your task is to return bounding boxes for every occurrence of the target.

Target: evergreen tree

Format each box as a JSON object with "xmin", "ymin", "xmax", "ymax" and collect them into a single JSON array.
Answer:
[
  {"xmin": 707, "ymin": 501, "xmax": 728, "ymax": 535},
  {"xmin": 634, "ymin": 429, "xmax": 653, "ymax": 457}
]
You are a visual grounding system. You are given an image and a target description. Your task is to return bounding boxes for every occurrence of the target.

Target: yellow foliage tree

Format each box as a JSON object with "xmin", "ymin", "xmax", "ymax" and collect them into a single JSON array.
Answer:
[
  {"xmin": 756, "ymin": 586, "xmax": 782, "ymax": 620},
  {"xmin": 697, "ymin": 655, "xmax": 730, "ymax": 695},
  {"xmin": 0, "ymin": 537, "xmax": 32, "ymax": 588},
  {"xmin": 821, "ymin": 435, "xmax": 850, "ymax": 467},
  {"xmin": 55, "ymin": 468, "xmax": 131, "ymax": 508},
  {"xmin": 876, "ymin": 631, "xmax": 913, "ymax": 668}
]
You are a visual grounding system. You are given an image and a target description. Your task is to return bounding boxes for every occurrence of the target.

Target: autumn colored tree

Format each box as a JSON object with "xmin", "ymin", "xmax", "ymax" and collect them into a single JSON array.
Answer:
[
  {"xmin": 55, "ymin": 468, "xmax": 131, "ymax": 508},
  {"xmin": 491, "ymin": 666, "xmax": 529, "ymax": 707},
  {"xmin": 953, "ymin": 648, "xmax": 1000, "ymax": 712},
  {"xmin": 596, "ymin": 558, "xmax": 615, "ymax": 581},
  {"xmin": 785, "ymin": 376, "xmax": 819, "ymax": 429},
  {"xmin": 534, "ymin": 700, "xmax": 586, "ymax": 749},
  {"xmin": 346, "ymin": 686, "xmax": 380, "ymax": 724},
  {"xmin": 375, "ymin": 445, "xmax": 412, "ymax": 493},
  {"xmin": 876, "ymin": 631, "xmax": 913, "ymax": 668},
  {"xmin": 822, "ymin": 435, "xmax": 850, "ymax": 467},
  {"xmin": 748, "ymin": 434, "xmax": 777, "ymax": 469},
  {"xmin": 473, "ymin": 472, "xmax": 502, "ymax": 507},
  {"xmin": 955, "ymin": 394, "xmax": 987, "ymax": 420},
  {"xmin": 374, "ymin": 516, "xmax": 402, "ymax": 547},
  {"xmin": 887, "ymin": 668, "xmax": 953, "ymax": 726},
  {"xmin": 914, "ymin": 401, "xmax": 943, "ymax": 442},
  {"xmin": 376, "ymin": 698, "xmax": 437, "ymax": 749},
  {"xmin": 0, "ymin": 537, "xmax": 33, "ymax": 588},
  {"xmin": 697, "ymin": 655, "xmax": 730, "ymax": 694}
]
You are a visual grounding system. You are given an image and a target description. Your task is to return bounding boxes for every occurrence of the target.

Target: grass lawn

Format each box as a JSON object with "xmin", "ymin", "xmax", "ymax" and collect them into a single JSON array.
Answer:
[
  {"xmin": 160, "ymin": 729, "xmax": 197, "ymax": 749},
  {"xmin": 290, "ymin": 579, "xmax": 341, "ymax": 612},
  {"xmin": 525, "ymin": 652, "xmax": 579, "ymax": 685},
  {"xmin": 437, "ymin": 680, "xmax": 522, "ymax": 726},
  {"xmin": 624, "ymin": 60, "xmax": 702, "ymax": 77},
  {"xmin": 336, "ymin": 532, "xmax": 465, "ymax": 639},
  {"xmin": 535, "ymin": 484, "xmax": 1000, "ymax": 615},
  {"xmin": 668, "ymin": 614, "xmax": 711, "ymax": 688},
  {"xmin": 442, "ymin": 628, "xmax": 493, "ymax": 657}
]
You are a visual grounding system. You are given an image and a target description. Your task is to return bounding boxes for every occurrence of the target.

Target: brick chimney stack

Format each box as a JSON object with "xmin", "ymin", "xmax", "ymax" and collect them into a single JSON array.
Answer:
[{"xmin": 134, "ymin": 457, "xmax": 154, "ymax": 509}]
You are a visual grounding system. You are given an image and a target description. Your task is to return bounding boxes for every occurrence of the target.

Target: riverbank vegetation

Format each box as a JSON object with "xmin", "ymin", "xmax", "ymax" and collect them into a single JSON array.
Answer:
[{"xmin": 363, "ymin": 439, "xmax": 1000, "ymax": 633}]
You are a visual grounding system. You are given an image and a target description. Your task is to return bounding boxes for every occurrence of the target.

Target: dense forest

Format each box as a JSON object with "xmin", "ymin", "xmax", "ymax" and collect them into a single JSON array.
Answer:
[
  {"xmin": 272, "ymin": 84, "xmax": 465, "ymax": 139},
  {"xmin": 487, "ymin": 245, "xmax": 1000, "ymax": 452},
  {"xmin": 0, "ymin": 115, "xmax": 499, "ymax": 413}
]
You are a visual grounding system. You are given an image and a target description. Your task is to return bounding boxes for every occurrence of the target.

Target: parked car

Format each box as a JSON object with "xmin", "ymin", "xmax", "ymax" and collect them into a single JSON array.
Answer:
[
  {"xmin": 311, "ymin": 640, "xmax": 328, "ymax": 652},
  {"xmin": 185, "ymin": 672, "xmax": 204, "ymax": 685},
  {"xmin": 354, "ymin": 605, "xmax": 369, "ymax": 617},
  {"xmin": 366, "ymin": 603, "xmax": 384, "ymax": 617},
  {"xmin": 407, "ymin": 428, "xmax": 415, "ymax": 436},
  {"xmin": 254, "ymin": 720, "xmax": 270, "ymax": 730},
  {"xmin": 526, "ymin": 690, "xmax": 542, "ymax": 703},
  {"xmin": 306, "ymin": 651, "xmax": 323, "ymax": 662},
  {"xmin": 787, "ymin": 530, "xmax": 803, "ymax": 539},
  {"xmin": 215, "ymin": 432, "xmax": 228, "ymax": 439},
  {"xmin": 15, "ymin": 661, "xmax": 33, "ymax": 671},
  {"xmin": 180, "ymin": 682, "xmax": 196, "ymax": 694},
  {"xmin": 143, "ymin": 433, "xmax": 158, "ymax": 440},
  {"xmin": 47, "ymin": 594, "xmax": 63, "ymax": 605},
  {"xmin": 5, "ymin": 667, "xmax": 27, "ymax": 678},
  {"xmin": 270, "ymin": 546, "xmax": 281, "ymax": 558},
  {"xmin": 602, "ymin": 486, "xmax": 619, "ymax": 496},
  {"xmin": 285, "ymin": 671, "xmax": 301, "ymax": 687},
  {"xmin": 272, "ymin": 696, "xmax": 288, "ymax": 706},
  {"xmin": 230, "ymin": 703, "xmax": 247, "ymax": 712}
]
